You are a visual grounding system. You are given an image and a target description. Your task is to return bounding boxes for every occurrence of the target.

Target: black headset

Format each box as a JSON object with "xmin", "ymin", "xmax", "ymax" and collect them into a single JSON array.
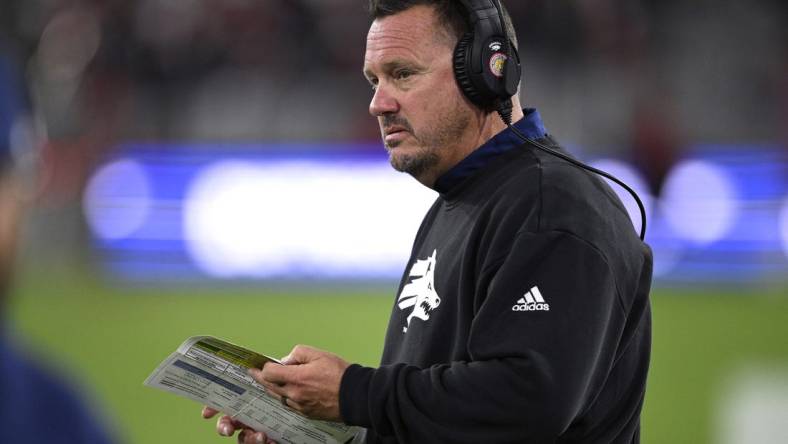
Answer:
[
  {"xmin": 453, "ymin": 0, "xmax": 647, "ymax": 240},
  {"xmin": 453, "ymin": 0, "xmax": 520, "ymax": 118}
]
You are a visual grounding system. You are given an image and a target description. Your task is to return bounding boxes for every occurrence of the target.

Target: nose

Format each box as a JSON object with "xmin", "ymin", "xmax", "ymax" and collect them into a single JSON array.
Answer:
[{"xmin": 369, "ymin": 83, "xmax": 399, "ymax": 117}]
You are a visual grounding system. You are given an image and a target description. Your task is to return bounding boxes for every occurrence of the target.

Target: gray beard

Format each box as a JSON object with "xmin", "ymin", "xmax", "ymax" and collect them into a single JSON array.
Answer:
[
  {"xmin": 383, "ymin": 107, "xmax": 471, "ymax": 181},
  {"xmin": 388, "ymin": 148, "xmax": 440, "ymax": 179}
]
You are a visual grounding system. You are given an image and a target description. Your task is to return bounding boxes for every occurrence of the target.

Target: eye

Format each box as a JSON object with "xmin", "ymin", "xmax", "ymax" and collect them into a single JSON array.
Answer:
[
  {"xmin": 394, "ymin": 69, "xmax": 413, "ymax": 81},
  {"xmin": 368, "ymin": 77, "xmax": 379, "ymax": 91}
]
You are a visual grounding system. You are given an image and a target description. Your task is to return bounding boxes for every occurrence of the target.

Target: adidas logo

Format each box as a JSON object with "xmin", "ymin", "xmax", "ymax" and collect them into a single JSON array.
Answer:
[{"xmin": 512, "ymin": 286, "xmax": 550, "ymax": 312}]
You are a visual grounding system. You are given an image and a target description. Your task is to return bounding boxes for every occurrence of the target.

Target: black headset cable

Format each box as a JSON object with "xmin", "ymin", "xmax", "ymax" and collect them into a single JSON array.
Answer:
[
  {"xmin": 504, "ymin": 120, "xmax": 648, "ymax": 241},
  {"xmin": 490, "ymin": 1, "xmax": 646, "ymax": 240}
]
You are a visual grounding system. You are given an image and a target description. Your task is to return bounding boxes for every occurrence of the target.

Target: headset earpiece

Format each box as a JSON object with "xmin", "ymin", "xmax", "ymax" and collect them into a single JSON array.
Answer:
[
  {"xmin": 453, "ymin": 0, "xmax": 521, "ymax": 112},
  {"xmin": 453, "ymin": 33, "xmax": 484, "ymax": 108}
]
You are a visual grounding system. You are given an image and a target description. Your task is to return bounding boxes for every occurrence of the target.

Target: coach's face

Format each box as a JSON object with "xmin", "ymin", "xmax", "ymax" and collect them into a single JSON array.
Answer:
[{"xmin": 364, "ymin": 5, "xmax": 477, "ymax": 186}]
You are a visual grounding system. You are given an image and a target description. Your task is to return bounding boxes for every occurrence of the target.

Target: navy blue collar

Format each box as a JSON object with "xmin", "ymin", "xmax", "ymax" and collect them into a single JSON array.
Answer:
[{"xmin": 433, "ymin": 108, "xmax": 547, "ymax": 194}]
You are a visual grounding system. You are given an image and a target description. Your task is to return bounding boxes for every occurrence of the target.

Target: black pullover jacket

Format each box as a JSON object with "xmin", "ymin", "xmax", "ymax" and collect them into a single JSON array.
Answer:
[{"xmin": 340, "ymin": 111, "xmax": 653, "ymax": 443}]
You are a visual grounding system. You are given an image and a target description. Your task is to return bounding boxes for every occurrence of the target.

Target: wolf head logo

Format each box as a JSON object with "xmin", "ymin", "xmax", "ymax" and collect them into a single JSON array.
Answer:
[{"xmin": 397, "ymin": 249, "xmax": 441, "ymax": 333}]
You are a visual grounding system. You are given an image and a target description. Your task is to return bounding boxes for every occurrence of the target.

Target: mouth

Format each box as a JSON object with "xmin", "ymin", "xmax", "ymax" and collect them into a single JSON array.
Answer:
[
  {"xmin": 420, "ymin": 300, "xmax": 434, "ymax": 315},
  {"xmin": 383, "ymin": 127, "xmax": 410, "ymax": 147},
  {"xmin": 384, "ymin": 126, "xmax": 408, "ymax": 137}
]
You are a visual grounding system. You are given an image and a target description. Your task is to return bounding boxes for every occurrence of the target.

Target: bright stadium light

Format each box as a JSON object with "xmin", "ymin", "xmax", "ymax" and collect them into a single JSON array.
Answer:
[
  {"xmin": 183, "ymin": 160, "xmax": 436, "ymax": 278},
  {"xmin": 647, "ymin": 208, "xmax": 686, "ymax": 278},
  {"xmin": 83, "ymin": 158, "xmax": 152, "ymax": 240},
  {"xmin": 660, "ymin": 159, "xmax": 739, "ymax": 245},
  {"xmin": 588, "ymin": 158, "xmax": 653, "ymax": 237}
]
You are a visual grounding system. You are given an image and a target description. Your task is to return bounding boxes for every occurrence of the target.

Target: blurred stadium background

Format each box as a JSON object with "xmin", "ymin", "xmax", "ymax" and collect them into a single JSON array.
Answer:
[{"xmin": 1, "ymin": 0, "xmax": 786, "ymax": 443}]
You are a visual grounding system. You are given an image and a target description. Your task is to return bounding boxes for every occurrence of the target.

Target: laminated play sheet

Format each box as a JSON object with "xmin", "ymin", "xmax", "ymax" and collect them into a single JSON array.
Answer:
[{"xmin": 144, "ymin": 335, "xmax": 358, "ymax": 444}]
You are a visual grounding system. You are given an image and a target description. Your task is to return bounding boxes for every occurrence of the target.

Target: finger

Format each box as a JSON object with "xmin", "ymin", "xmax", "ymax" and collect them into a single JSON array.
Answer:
[
  {"xmin": 202, "ymin": 406, "xmax": 219, "ymax": 419},
  {"xmin": 282, "ymin": 396, "xmax": 306, "ymax": 415},
  {"xmin": 256, "ymin": 431, "xmax": 278, "ymax": 444},
  {"xmin": 261, "ymin": 380, "xmax": 290, "ymax": 406},
  {"xmin": 239, "ymin": 429, "xmax": 255, "ymax": 444},
  {"xmin": 216, "ymin": 414, "xmax": 249, "ymax": 437},
  {"xmin": 249, "ymin": 367, "xmax": 282, "ymax": 393},
  {"xmin": 217, "ymin": 415, "xmax": 235, "ymax": 437},
  {"xmin": 258, "ymin": 361, "xmax": 298, "ymax": 386},
  {"xmin": 254, "ymin": 380, "xmax": 302, "ymax": 416},
  {"xmin": 240, "ymin": 429, "xmax": 275, "ymax": 444}
]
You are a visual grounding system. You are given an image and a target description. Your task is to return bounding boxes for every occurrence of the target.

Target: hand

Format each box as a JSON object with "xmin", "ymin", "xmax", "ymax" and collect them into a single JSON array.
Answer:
[
  {"xmin": 251, "ymin": 345, "xmax": 350, "ymax": 422},
  {"xmin": 201, "ymin": 406, "xmax": 277, "ymax": 444}
]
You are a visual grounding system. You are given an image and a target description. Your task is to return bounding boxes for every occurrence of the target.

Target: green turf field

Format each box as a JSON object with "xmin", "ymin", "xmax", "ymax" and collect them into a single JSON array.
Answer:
[{"xmin": 6, "ymin": 271, "xmax": 787, "ymax": 444}]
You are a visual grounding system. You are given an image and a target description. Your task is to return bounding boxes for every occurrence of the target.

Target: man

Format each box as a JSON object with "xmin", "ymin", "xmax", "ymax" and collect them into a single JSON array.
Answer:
[
  {"xmin": 205, "ymin": 1, "xmax": 652, "ymax": 442},
  {"xmin": 0, "ymin": 54, "xmax": 116, "ymax": 444}
]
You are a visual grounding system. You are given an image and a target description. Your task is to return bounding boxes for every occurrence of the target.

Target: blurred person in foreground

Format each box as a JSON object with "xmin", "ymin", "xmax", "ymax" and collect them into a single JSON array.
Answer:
[
  {"xmin": 0, "ymin": 54, "xmax": 116, "ymax": 444},
  {"xmin": 204, "ymin": 1, "xmax": 653, "ymax": 442}
]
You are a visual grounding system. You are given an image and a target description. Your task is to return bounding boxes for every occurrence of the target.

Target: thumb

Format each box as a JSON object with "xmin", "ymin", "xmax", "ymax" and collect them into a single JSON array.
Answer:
[{"xmin": 282, "ymin": 345, "xmax": 319, "ymax": 365}]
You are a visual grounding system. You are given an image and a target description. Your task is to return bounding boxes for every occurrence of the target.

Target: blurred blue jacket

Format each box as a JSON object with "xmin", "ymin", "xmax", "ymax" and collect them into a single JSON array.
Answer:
[
  {"xmin": 0, "ymin": 52, "xmax": 24, "ymax": 162},
  {"xmin": 0, "ymin": 336, "xmax": 116, "ymax": 444},
  {"xmin": 0, "ymin": 50, "xmax": 117, "ymax": 443}
]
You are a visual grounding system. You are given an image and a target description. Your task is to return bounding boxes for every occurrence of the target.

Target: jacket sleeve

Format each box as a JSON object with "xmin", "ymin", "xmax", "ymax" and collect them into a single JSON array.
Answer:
[{"xmin": 339, "ymin": 230, "xmax": 629, "ymax": 443}]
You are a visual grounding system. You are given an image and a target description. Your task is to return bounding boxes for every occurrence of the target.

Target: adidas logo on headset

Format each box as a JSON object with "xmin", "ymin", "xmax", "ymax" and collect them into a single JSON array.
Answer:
[{"xmin": 512, "ymin": 286, "xmax": 550, "ymax": 312}]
